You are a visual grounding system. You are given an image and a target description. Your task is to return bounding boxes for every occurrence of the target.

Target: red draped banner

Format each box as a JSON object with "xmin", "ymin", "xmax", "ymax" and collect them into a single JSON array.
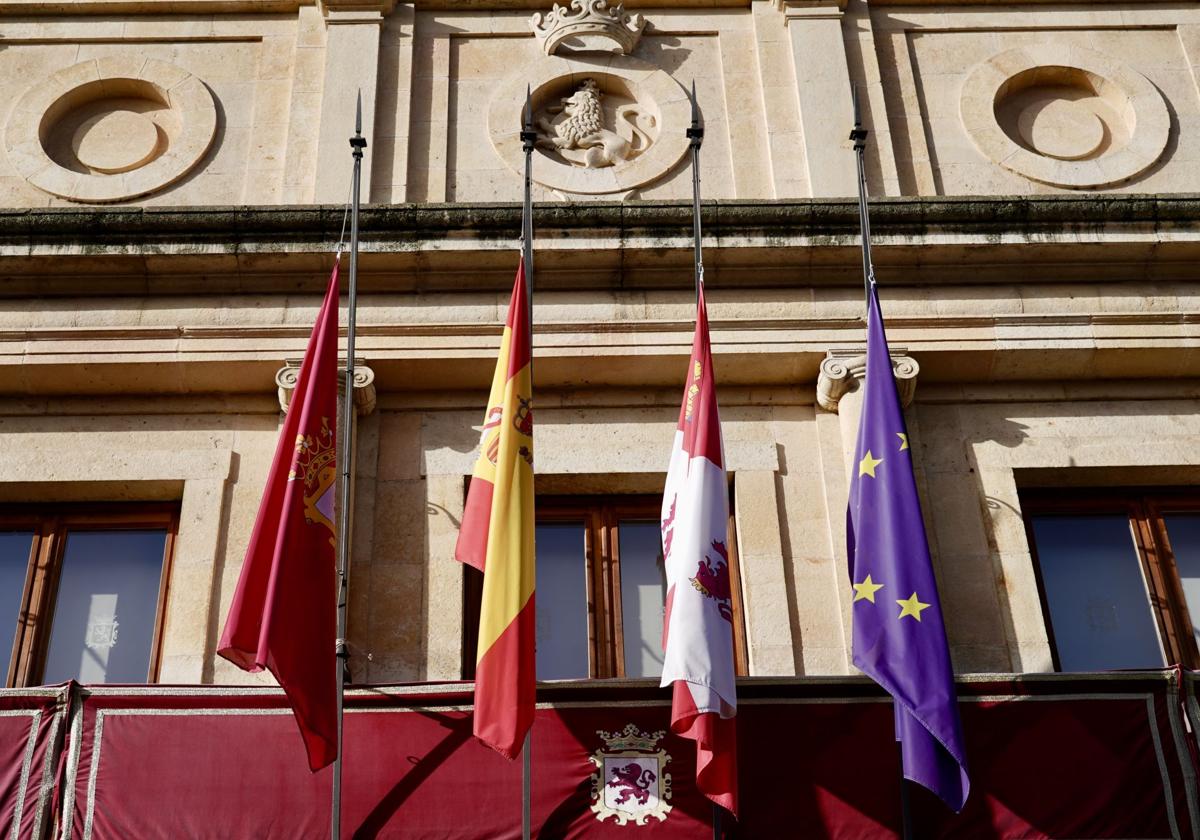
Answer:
[
  {"xmin": 0, "ymin": 685, "xmax": 67, "ymax": 840},
  {"xmin": 1, "ymin": 673, "xmax": 1196, "ymax": 839}
]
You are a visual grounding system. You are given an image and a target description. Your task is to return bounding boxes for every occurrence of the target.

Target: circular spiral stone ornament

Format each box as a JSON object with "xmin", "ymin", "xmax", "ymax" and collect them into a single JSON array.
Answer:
[
  {"xmin": 5, "ymin": 56, "xmax": 218, "ymax": 203},
  {"xmin": 960, "ymin": 44, "xmax": 1170, "ymax": 189}
]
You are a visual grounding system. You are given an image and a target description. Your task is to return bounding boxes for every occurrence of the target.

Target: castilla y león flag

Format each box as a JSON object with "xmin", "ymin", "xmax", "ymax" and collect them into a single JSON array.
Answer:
[
  {"xmin": 660, "ymin": 284, "xmax": 738, "ymax": 817},
  {"xmin": 455, "ymin": 259, "xmax": 535, "ymax": 760},
  {"xmin": 218, "ymin": 262, "xmax": 340, "ymax": 772}
]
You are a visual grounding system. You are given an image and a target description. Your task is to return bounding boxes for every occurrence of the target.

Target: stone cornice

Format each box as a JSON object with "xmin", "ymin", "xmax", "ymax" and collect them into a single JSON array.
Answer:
[
  {"xmin": 2, "ymin": 194, "xmax": 1196, "ymax": 244},
  {"xmin": 1, "ymin": 195, "xmax": 1199, "ymax": 295},
  {"xmin": 0, "ymin": 0, "xmax": 307, "ymax": 12}
]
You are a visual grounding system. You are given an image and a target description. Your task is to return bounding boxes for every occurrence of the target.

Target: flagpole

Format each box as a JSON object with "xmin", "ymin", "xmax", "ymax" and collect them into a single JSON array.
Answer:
[
  {"xmin": 688, "ymin": 80, "xmax": 704, "ymax": 301},
  {"xmin": 331, "ymin": 90, "xmax": 365, "ymax": 840},
  {"xmin": 850, "ymin": 86, "xmax": 914, "ymax": 840},
  {"xmin": 519, "ymin": 84, "xmax": 537, "ymax": 840},
  {"xmin": 685, "ymin": 78, "xmax": 724, "ymax": 840},
  {"xmin": 850, "ymin": 88, "xmax": 874, "ymax": 304}
]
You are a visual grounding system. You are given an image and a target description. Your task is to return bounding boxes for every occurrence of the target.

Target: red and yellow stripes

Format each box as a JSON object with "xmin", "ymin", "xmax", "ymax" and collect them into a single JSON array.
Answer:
[{"xmin": 454, "ymin": 260, "xmax": 535, "ymax": 759}]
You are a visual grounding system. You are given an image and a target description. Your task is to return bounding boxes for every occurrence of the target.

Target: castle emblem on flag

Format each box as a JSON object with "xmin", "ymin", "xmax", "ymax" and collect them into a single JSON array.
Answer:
[
  {"xmin": 589, "ymin": 724, "xmax": 673, "ymax": 826},
  {"xmin": 288, "ymin": 415, "xmax": 336, "ymax": 542},
  {"xmin": 690, "ymin": 540, "xmax": 733, "ymax": 623}
]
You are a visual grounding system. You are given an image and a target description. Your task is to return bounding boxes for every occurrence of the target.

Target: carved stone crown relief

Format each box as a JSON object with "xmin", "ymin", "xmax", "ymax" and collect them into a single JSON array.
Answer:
[
  {"xmin": 531, "ymin": 0, "xmax": 645, "ymax": 56},
  {"xmin": 488, "ymin": 1, "xmax": 690, "ymax": 199}
]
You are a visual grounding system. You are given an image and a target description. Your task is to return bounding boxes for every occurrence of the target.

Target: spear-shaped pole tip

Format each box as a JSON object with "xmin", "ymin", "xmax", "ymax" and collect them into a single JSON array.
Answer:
[
  {"xmin": 687, "ymin": 79, "xmax": 703, "ymax": 149},
  {"xmin": 521, "ymin": 84, "xmax": 537, "ymax": 153},
  {"xmin": 849, "ymin": 85, "xmax": 867, "ymax": 149},
  {"xmin": 350, "ymin": 89, "xmax": 367, "ymax": 153}
]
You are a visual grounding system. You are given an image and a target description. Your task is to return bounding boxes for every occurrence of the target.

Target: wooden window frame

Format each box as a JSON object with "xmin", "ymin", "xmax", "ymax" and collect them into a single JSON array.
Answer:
[
  {"xmin": 2, "ymin": 503, "xmax": 178, "ymax": 688},
  {"xmin": 1021, "ymin": 488, "xmax": 1200, "ymax": 671},
  {"xmin": 463, "ymin": 493, "xmax": 749, "ymax": 680}
]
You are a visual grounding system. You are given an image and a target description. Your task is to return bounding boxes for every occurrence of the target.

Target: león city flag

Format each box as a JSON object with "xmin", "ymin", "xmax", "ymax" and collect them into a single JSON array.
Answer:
[
  {"xmin": 456, "ymin": 259, "xmax": 535, "ymax": 760},
  {"xmin": 218, "ymin": 261, "xmax": 340, "ymax": 772},
  {"xmin": 660, "ymin": 283, "xmax": 738, "ymax": 817}
]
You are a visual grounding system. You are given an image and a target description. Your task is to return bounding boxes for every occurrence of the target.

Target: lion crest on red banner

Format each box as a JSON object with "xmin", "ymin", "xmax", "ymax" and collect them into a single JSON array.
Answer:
[{"xmin": 589, "ymin": 724, "xmax": 673, "ymax": 826}]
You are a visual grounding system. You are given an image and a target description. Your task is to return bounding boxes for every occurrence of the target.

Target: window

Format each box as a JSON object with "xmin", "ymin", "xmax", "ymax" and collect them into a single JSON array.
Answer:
[
  {"xmin": 464, "ymin": 495, "xmax": 747, "ymax": 680},
  {"xmin": 1022, "ymin": 490, "xmax": 1200, "ymax": 671},
  {"xmin": 2, "ymin": 505, "xmax": 177, "ymax": 687}
]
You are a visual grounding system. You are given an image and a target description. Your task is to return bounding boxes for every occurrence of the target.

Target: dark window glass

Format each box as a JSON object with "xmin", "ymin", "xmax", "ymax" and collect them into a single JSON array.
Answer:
[
  {"xmin": 618, "ymin": 520, "xmax": 667, "ymax": 679},
  {"xmin": 0, "ymin": 532, "xmax": 33, "ymax": 679},
  {"xmin": 42, "ymin": 530, "xmax": 167, "ymax": 684},
  {"xmin": 1031, "ymin": 514, "xmax": 1164, "ymax": 670},
  {"xmin": 534, "ymin": 522, "xmax": 589, "ymax": 680}
]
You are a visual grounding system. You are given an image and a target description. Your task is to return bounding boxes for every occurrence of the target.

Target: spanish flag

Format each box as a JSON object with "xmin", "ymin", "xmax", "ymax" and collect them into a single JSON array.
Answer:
[{"xmin": 456, "ymin": 260, "xmax": 535, "ymax": 759}]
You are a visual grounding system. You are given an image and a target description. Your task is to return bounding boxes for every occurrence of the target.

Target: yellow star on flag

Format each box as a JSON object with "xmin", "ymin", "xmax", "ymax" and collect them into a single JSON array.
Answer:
[
  {"xmin": 897, "ymin": 433, "xmax": 908, "ymax": 451},
  {"xmin": 858, "ymin": 450, "xmax": 883, "ymax": 478},
  {"xmin": 853, "ymin": 575, "xmax": 884, "ymax": 603},
  {"xmin": 896, "ymin": 592, "xmax": 930, "ymax": 621}
]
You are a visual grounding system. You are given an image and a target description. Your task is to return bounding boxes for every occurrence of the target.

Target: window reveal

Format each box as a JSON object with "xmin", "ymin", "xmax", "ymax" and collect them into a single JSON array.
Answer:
[
  {"xmin": 1022, "ymin": 490, "xmax": 1200, "ymax": 671},
  {"xmin": 2, "ymin": 505, "xmax": 176, "ymax": 688}
]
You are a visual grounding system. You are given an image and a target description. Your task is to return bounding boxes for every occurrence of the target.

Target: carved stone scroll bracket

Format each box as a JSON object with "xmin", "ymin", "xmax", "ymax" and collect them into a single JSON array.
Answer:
[
  {"xmin": 816, "ymin": 348, "xmax": 918, "ymax": 413},
  {"xmin": 276, "ymin": 359, "xmax": 377, "ymax": 416}
]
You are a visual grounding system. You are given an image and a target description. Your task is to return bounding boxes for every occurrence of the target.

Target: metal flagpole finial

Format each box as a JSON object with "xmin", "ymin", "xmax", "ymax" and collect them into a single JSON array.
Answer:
[
  {"xmin": 850, "ymin": 86, "xmax": 867, "ymax": 151},
  {"xmin": 687, "ymin": 79, "xmax": 703, "ymax": 149},
  {"xmin": 521, "ymin": 85, "xmax": 537, "ymax": 154},
  {"xmin": 351, "ymin": 90, "xmax": 367, "ymax": 156}
]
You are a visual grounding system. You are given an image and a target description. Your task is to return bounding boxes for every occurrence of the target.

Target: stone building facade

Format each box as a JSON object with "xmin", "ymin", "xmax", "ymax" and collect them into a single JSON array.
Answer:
[{"xmin": 2, "ymin": 0, "xmax": 1199, "ymax": 771}]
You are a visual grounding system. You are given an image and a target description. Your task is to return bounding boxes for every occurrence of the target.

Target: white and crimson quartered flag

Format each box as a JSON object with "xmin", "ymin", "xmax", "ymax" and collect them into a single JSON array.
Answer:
[
  {"xmin": 455, "ymin": 259, "xmax": 536, "ymax": 760},
  {"xmin": 660, "ymin": 283, "xmax": 738, "ymax": 817}
]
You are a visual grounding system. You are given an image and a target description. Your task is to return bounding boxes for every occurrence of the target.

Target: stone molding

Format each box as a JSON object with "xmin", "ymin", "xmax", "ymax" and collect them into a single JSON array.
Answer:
[
  {"xmin": 774, "ymin": 1, "xmax": 848, "ymax": 18},
  {"xmin": 0, "ymin": 0, "xmax": 303, "ymax": 10},
  {"xmin": 277, "ymin": 360, "xmax": 377, "ymax": 415},
  {"xmin": 816, "ymin": 348, "xmax": 918, "ymax": 412},
  {"xmin": 321, "ymin": 0, "xmax": 396, "ymax": 14},
  {"xmin": 5, "ymin": 196, "xmax": 1200, "ymax": 293},
  {"xmin": 6, "ymin": 193, "xmax": 1197, "ymax": 244}
]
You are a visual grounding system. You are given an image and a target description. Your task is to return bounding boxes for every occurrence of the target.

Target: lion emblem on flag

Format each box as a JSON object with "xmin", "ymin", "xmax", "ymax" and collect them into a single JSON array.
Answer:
[{"xmin": 691, "ymin": 540, "xmax": 733, "ymax": 623}]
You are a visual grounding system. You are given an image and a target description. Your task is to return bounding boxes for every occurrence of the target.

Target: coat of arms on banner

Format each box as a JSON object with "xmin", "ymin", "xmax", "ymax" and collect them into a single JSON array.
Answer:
[{"xmin": 589, "ymin": 724, "xmax": 673, "ymax": 826}]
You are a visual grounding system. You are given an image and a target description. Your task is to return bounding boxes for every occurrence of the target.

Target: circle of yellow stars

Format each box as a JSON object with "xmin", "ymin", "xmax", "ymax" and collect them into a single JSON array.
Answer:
[{"xmin": 852, "ymin": 431, "xmax": 929, "ymax": 621}]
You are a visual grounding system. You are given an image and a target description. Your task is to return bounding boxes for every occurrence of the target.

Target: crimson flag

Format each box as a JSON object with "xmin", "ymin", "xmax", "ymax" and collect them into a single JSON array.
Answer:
[{"xmin": 218, "ymin": 262, "xmax": 340, "ymax": 771}]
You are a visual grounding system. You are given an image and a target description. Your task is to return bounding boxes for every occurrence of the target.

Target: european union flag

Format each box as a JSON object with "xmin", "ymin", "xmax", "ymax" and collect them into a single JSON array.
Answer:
[{"xmin": 847, "ymin": 280, "xmax": 969, "ymax": 812}]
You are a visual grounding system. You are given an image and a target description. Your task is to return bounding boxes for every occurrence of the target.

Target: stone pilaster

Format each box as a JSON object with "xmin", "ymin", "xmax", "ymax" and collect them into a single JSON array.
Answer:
[
  {"xmin": 815, "ymin": 347, "xmax": 919, "ymax": 672},
  {"xmin": 776, "ymin": 0, "xmax": 858, "ymax": 197},
  {"xmin": 313, "ymin": 0, "xmax": 395, "ymax": 201}
]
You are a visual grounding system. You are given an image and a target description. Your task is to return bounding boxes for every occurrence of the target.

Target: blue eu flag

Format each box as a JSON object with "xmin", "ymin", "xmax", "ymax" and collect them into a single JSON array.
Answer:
[{"xmin": 847, "ymin": 280, "xmax": 969, "ymax": 811}]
